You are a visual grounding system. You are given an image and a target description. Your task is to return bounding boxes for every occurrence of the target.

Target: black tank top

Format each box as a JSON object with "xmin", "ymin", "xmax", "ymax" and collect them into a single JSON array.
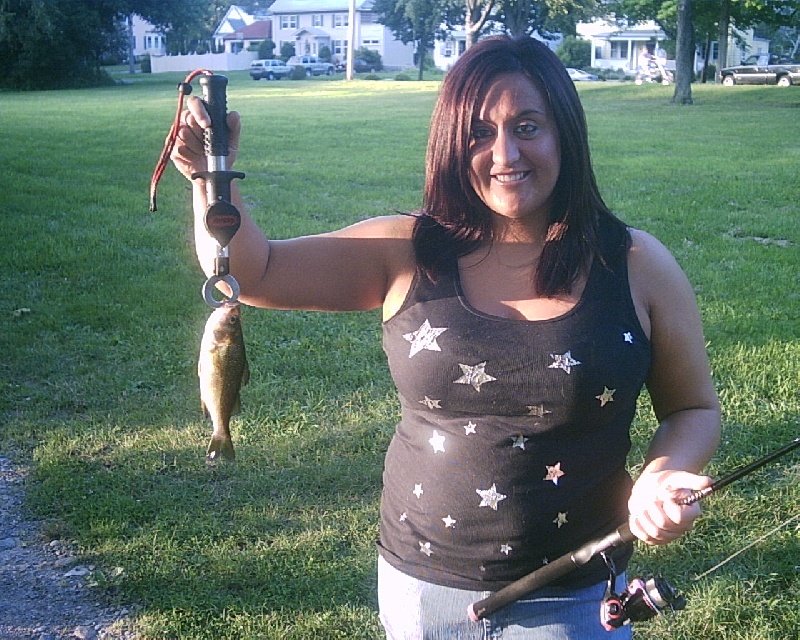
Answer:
[{"xmin": 378, "ymin": 224, "xmax": 651, "ymax": 590}]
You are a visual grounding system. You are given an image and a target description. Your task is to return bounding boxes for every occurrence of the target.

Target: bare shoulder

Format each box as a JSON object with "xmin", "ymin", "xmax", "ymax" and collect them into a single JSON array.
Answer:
[
  {"xmin": 325, "ymin": 214, "xmax": 416, "ymax": 240},
  {"xmin": 628, "ymin": 228, "xmax": 693, "ymax": 301}
]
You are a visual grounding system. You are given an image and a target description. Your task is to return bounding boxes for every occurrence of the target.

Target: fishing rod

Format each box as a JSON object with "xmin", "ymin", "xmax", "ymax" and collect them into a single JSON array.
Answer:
[
  {"xmin": 150, "ymin": 70, "xmax": 244, "ymax": 308},
  {"xmin": 467, "ymin": 435, "xmax": 800, "ymax": 625}
]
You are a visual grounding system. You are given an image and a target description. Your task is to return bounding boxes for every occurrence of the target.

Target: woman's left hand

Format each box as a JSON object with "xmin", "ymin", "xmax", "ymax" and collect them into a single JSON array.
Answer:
[{"xmin": 628, "ymin": 470, "xmax": 713, "ymax": 545}]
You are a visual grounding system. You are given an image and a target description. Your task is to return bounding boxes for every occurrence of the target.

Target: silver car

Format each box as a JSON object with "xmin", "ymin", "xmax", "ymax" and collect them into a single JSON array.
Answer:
[{"xmin": 250, "ymin": 59, "xmax": 291, "ymax": 81}]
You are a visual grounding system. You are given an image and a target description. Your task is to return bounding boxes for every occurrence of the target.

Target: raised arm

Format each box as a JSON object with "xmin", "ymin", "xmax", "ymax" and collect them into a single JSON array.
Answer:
[
  {"xmin": 626, "ymin": 229, "xmax": 722, "ymax": 545},
  {"xmin": 170, "ymin": 97, "xmax": 415, "ymax": 314}
]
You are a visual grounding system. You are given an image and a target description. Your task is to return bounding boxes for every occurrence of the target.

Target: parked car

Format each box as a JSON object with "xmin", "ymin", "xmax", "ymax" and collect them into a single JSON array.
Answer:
[
  {"xmin": 720, "ymin": 54, "xmax": 800, "ymax": 87},
  {"xmin": 335, "ymin": 58, "xmax": 379, "ymax": 74},
  {"xmin": 249, "ymin": 59, "xmax": 291, "ymax": 81},
  {"xmin": 566, "ymin": 68, "xmax": 599, "ymax": 82},
  {"xmin": 286, "ymin": 55, "xmax": 335, "ymax": 77}
]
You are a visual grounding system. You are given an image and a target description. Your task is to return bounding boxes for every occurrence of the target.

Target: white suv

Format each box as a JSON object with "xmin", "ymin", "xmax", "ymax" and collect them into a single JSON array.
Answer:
[{"xmin": 249, "ymin": 59, "xmax": 291, "ymax": 80}]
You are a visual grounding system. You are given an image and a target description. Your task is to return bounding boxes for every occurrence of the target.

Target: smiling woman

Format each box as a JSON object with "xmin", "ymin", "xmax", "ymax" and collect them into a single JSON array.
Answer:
[{"xmin": 168, "ymin": 35, "xmax": 720, "ymax": 639}]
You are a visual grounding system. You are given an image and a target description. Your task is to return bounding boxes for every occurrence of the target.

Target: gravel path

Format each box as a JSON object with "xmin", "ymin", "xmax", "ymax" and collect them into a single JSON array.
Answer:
[{"xmin": 0, "ymin": 455, "xmax": 136, "ymax": 640}]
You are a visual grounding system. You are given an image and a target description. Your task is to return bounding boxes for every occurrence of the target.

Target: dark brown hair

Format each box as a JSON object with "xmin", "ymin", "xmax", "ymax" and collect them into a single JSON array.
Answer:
[{"xmin": 414, "ymin": 35, "xmax": 627, "ymax": 295}]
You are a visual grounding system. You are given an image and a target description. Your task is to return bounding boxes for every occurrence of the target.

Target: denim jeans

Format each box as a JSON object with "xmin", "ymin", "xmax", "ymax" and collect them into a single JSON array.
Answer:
[{"xmin": 378, "ymin": 555, "xmax": 633, "ymax": 640}]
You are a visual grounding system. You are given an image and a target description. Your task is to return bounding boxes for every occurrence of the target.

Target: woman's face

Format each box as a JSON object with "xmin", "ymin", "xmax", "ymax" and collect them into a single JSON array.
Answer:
[{"xmin": 468, "ymin": 73, "xmax": 561, "ymax": 229}]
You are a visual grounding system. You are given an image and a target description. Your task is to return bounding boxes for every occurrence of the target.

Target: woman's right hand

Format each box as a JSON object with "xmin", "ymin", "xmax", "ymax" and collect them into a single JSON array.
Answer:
[{"xmin": 170, "ymin": 96, "xmax": 241, "ymax": 181}]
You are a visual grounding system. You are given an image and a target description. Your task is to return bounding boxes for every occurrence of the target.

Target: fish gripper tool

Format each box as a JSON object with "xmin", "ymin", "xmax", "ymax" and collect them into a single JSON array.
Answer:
[{"xmin": 190, "ymin": 73, "xmax": 245, "ymax": 308}]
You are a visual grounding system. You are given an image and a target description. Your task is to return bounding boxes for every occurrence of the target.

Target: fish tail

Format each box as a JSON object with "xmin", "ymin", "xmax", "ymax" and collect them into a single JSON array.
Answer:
[{"xmin": 206, "ymin": 433, "xmax": 236, "ymax": 462}]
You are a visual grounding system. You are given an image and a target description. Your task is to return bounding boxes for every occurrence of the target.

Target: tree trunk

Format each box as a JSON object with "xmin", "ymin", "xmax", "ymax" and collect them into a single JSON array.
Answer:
[
  {"xmin": 716, "ymin": 0, "xmax": 731, "ymax": 83},
  {"xmin": 672, "ymin": 0, "xmax": 694, "ymax": 105},
  {"xmin": 127, "ymin": 15, "xmax": 136, "ymax": 75}
]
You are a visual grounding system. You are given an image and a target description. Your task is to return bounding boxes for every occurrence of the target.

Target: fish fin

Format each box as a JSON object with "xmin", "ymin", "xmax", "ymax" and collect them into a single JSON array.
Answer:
[{"xmin": 206, "ymin": 434, "xmax": 235, "ymax": 462}]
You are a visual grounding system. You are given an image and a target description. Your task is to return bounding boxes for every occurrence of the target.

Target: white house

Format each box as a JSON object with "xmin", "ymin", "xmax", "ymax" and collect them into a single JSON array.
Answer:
[
  {"xmin": 213, "ymin": 4, "xmax": 265, "ymax": 51},
  {"xmin": 268, "ymin": 0, "xmax": 415, "ymax": 69},
  {"xmin": 577, "ymin": 19, "xmax": 769, "ymax": 73},
  {"xmin": 127, "ymin": 14, "xmax": 166, "ymax": 58}
]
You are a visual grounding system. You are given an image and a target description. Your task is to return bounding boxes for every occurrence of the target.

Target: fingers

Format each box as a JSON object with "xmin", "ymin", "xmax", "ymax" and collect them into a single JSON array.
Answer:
[
  {"xmin": 169, "ymin": 99, "xmax": 241, "ymax": 178},
  {"xmin": 628, "ymin": 470, "xmax": 712, "ymax": 546}
]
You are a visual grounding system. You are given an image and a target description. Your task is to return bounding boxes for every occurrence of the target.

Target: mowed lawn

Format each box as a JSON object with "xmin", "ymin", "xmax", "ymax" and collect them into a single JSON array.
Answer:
[{"xmin": 1, "ymin": 72, "xmax": 798, "ymax": 639}]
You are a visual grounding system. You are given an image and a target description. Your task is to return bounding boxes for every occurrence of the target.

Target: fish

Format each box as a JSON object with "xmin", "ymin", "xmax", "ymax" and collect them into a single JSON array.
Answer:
[{"xmin": 198, "ymin": 303, "xmax": 250, "ymax": 462}]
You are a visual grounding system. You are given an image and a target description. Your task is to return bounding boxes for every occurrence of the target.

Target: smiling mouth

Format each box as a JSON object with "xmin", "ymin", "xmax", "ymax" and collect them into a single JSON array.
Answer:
[{"xmin": 493, "ymin": 171, "xmax": 530, "ymax": 184}]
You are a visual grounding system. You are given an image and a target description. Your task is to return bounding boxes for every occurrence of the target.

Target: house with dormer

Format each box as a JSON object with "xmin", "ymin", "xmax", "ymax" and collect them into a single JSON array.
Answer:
[{"xmin": 268, "ymin": 0, "xmax": 415, "ymax": 68}]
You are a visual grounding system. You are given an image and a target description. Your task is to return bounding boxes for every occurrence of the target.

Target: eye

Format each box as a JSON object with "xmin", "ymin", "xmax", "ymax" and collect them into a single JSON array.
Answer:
[
  {"xmin": 470, "ymin": 123, "xmax": 494, "ymax": 140},
  {"xmin": 515, "ymin": 121, "xmax": 539, "ymax": 139}
]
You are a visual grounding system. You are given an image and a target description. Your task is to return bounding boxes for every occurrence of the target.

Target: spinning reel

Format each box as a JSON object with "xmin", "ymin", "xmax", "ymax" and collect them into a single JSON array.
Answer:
[{"xmin": 600, "ymin": 553, "xmax": 686, "ymax": 631}]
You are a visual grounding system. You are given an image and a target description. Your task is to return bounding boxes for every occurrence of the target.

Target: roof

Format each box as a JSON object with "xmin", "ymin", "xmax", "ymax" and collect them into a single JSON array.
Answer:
[
  {"xmin": 269, "ymin": 0, "xmax": 373, "ymax": 14},
  {"xmin": 222, "ymin": 20, "xmax": 272, "ymax": 40}
]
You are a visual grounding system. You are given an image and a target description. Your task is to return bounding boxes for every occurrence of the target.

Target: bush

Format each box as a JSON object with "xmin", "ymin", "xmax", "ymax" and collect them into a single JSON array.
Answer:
[
  {"xmin": 280, "ymin": 42, "xmax": 296, "ymax": 61},
  {"xmin": 319, "ymin": 45, "xmax": 331, "ymax": 61},
  {"xmin": 258, "ymin": 39, "xmax": 276, "ymax": 59},
  {"xmin": 355, "ymin": 48, "xmax": 383, "ymax": 71},
  {"xmin": 289, "ymin": 65, "xmax": 307, "ymax": 80},
  {"xmin": 556, "ymin": 36, "xmax": 591, "ymax": 69},
  {"xmin": 394, "ymin": 73, "xmax": 411, "ymax": 81}
]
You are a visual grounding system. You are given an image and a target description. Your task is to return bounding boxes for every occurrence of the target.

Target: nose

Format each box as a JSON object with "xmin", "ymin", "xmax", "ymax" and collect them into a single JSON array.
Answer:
[{"xmin": 492, "ymin": 128, "xmax": 520, "ymax": 166}]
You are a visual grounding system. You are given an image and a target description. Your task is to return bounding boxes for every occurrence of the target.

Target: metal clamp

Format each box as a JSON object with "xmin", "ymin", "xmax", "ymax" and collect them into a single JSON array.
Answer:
[{"xmin": 202, "ymin": 274, "xmax": 240, "ymax": 308}]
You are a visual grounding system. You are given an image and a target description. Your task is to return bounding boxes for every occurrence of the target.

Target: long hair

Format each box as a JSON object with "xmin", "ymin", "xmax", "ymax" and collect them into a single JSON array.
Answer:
[{"xmin": 414, "ymin": 35, "xmax": 627, "ymax": 295}]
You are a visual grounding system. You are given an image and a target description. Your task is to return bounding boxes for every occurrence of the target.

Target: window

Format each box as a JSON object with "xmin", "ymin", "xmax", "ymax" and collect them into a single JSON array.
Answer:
[
  {"xmin": 334, "ymin": 13, "xmax": 349, "ymax": 27},
  {"xmin": 610, "ymin": 41, "xmax": 628, "ymax": 59},
  {"xmin": 280, "ymin": 15, "xmax": 298, "ymax": 29},
  {"xmin": 312, "ymin": 14, "xmax": 324, "ymax": 27},
  {"xmin": 361, "ymin": 12, "xmax": 376, "ymax": 24},
  {"xmin": 333, "ymin": 40, "xmax": 348, "ymax": 56}
]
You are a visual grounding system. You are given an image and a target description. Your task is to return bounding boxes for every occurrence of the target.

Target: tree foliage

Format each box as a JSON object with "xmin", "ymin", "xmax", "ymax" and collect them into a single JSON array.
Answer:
[
  {"xmin": 0, "ymin": 0, "xmax": 214, "ymax": 90},
  {"xmin": 374, "ymin": 0, "xmax": 452, "ymax": 79}
]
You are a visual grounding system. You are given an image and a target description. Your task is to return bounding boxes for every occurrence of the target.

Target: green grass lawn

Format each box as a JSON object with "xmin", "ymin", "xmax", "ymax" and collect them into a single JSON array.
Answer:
[{"xmin": 1, "ymin": 72, "xmax": 798, "ymax": 639}]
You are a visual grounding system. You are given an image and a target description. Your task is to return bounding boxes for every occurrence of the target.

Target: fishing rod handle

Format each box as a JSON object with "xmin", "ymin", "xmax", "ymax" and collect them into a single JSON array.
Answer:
[
  {"xmin": 199, "ymin": 74, "xmax": 230, "ymax": 159},
  {"xmin": 468, "ymin": 523, "xmax": 634, "ymax": 621}
]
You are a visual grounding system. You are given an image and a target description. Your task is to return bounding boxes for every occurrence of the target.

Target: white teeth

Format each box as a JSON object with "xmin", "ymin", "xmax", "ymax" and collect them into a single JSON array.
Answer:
[{"xmin": 494, "ymin": 172, "xmax": 527, "ymax": 183}]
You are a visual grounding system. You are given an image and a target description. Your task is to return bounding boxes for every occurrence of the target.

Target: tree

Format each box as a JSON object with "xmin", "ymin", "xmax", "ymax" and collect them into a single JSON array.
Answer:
[
  {"xmin": 374, "ymin": 0, "xmax": 449, "ymax": 79},
  {"xmin": 0, "ymin": 0, "xmax": 214, "ymax": 90},
  {"xmin": 673, "ymin": 0, "xmax": 693, "ymax": 104}
]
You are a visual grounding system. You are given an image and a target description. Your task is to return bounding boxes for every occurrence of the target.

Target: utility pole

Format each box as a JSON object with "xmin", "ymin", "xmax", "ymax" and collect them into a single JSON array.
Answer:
[{"xmin": 346, "ymin": 0, "xmax": 356, "ymax": 80}]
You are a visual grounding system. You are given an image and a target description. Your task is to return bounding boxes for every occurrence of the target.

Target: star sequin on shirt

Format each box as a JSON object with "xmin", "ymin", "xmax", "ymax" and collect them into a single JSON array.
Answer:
[
  {"xmin": 548, "ymin": 351, "xmax": 582, "ymax": 374},
  {"xmin": 476, "ymin": 484, "xmax": 507, "ymax": 510},
  {"xmin": 413, "ymin": 484, "xmax": 424, "ymax": 499},
  {"xmin": 500, "ymin": 543, "xmax": 513, "ymax": 555},
  {"xmin": 553, "ymin": 512, "xmax": 568, "ymax": 528},
  {"xmin": 527, "ymin": 404, "xmax": 552, "ymax": 418},
  {"xmin": 512, "ymin": 435, "xmax": 529, "ymax": 450},
  {"xmin": 403, "ymin": 319, "xmax": 448, "ymax": 358},
  {"xmin": 419, "ymin": 541, "xmax": 433, "ymax": 556},
  {"xmin": 454, "ymin": 362, "xmax": 497, "ymax": 391},
  {"xmin": 419, "ymin": 396, "xmax": 441, "ymax": 409},
  {"xmin": 463, "ymin": 421, "xmax": 477, "ymax": 435},
  {"xmin": 596, "ymin": 387, "xmax": 616, "ymax": 407},
  {"xmin": 543, "ymin": 462, "xmax": 565, "ymax": 485},
  {"xmin": 429, "ymin": 430, "xmax": 446, "ymax": 453},
  {"xmin": 623, "ymin": 332, "xmax": 634, "ymax": 344},
  {"xmin": 442, "ymin": 515, "xmax": 457, "ymax": 528}
]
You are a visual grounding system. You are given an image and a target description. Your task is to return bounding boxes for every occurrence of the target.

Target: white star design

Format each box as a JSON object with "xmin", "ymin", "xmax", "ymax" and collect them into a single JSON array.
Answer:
[
  {"xmin": 413, "ymin": 483, "xmax": 424, "ymax": 499},
  {"xmin": 476, "ymin": 483, "xmax": 507, "ymax": 511},
  {"xmin": 419, "ymin": 396, "xmax": 441, "ymax": 409},
  {"xmin": 500, "ymin": 543, "xmax": 513, "ymax": 555},
  {"xmin": 543, "ymin": 462, "xmax": 565, "ymax": 485},
  {"xmin": 548, "ymin": 351, "xmax": 582, "ymax": 374},
  {"xmin": 596, "ymin": 387, "xmax": 616, "ymax": 407},
  {"xmin": 454, "ymin": 362, "xmax": 497, "ymax": 391},
  {"xmin": 442, "ymin": 515, "xmax": 457, "ymax": 528},
  {"xmin": 512, "ymin": 435, "xmax": 529, "ymax": 450},
  {"xmin": 419, "ymin": 541, "xmax": 433, "ymax": 556},
  {"xmin": 403, "ymin": 319, "xmax": 448, "ymax": 358},
  {"xmin": 400, "ymin": 512, "xmax": 408, "ymax": 522},
  {"xmin": 463, "ymin": 421, "xmax": 477, "ymax": 435},
  {"xmin": 623, "ymin": 332, "xmax": 634, "ymax": 344},
  {"xmin": 553, "ymin": 512, "xmax": 568, "ymax": 528},
  {"xmin": 429, "ymin": 430, "xmax": 446, "ymax": 453}
]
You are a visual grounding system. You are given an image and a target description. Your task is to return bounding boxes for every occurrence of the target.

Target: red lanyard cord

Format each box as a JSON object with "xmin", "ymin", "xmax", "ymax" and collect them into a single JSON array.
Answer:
[{"xmin": 149, "ymin": 69, "xmax": 214, "ymax": 212}]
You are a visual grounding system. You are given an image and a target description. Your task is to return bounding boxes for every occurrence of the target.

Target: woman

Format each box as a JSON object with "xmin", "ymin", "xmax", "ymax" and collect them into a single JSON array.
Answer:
[{"xmin": 172, "ymin": 35, "xmax": 720, "ymax": 640}]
